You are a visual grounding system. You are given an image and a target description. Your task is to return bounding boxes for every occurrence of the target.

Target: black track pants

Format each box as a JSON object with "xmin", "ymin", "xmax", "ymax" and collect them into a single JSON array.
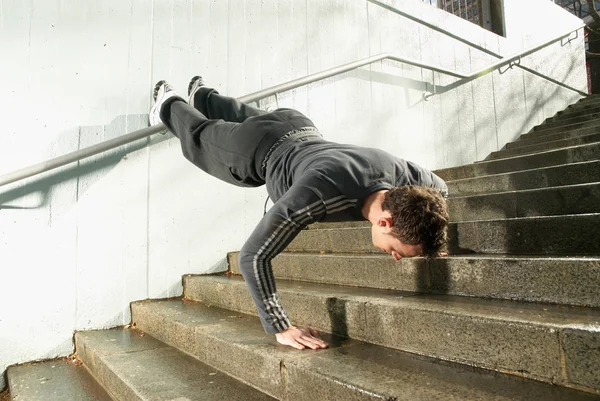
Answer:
[{"xmin": 160, "ymin": 87, "xmax": 315, "ymax": 187}]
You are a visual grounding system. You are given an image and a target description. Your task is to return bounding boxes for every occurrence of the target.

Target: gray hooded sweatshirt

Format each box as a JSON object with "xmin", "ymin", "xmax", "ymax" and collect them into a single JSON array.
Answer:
[{"xmin": 238, "ymin": 133, "xmax": 448, "ymax": 334}]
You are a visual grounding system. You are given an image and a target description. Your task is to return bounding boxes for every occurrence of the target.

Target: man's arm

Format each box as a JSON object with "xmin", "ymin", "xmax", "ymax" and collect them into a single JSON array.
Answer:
[{"xmin": 238, "ymin": 178, "xmax": 329, "ymax": 349}]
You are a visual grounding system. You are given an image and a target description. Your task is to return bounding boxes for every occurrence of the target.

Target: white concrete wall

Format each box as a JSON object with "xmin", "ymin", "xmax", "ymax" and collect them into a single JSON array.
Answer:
[{"xmin": 0, "ymin": 0, "xmax": 586, "ymax": 390}]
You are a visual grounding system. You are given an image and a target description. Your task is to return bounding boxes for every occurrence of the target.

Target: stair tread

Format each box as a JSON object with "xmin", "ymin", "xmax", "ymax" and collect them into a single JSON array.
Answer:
[
  {"xmin": 448, "ymin": 181, "xmax": 600, "ymax": 199},
  {"xmin": 311, "ymin": 213, "xmax": 600, "ymax": 227},
  {"xmin": 533, "ymin": 118, "xmax": 600, "ymax": 132},
  {"xmin": 512, "ymin": 130, "xmax": 600, "ymax": 148},
  {"xmin": 248, "ymin": 252, "xmax": 600, "ymax": 260},
  {"xmin": 76, "ymin": 329, "xmax": 275, "ymax": 401},
  {"xmin": 443, "ymin": 160, "xmax": 600, "ymax": 184},
  {"xmin": 497, "ymin": 132, "xmax": 600, "ymax": 154},
  {"xmin": 475, "ymin": 140, "xmax": 600, "ymax": 164},
  {"xmin": 489, "ymin": 140, "xmax": 600, "ymax": 161},
  {"xmin": 7, "ymin": 359, "xmax": 113, "ymax": 401},
  {"xmin": 186, "ymin": 275, "xmax": 600, "ymax": 328},
  {"xmin": 226, "ymin": 251, "xmax": 600, "ymax": 307},
  {"xmin": 132, "ymin": 299, "xmax": 600, "ymax": 401}
]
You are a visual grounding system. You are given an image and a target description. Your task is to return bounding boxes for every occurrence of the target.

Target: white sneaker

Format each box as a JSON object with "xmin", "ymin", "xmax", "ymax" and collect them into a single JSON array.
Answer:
[
  {"xmin": 187, "ymin": 75, "xmax": 206, "ymax": 109},
  {"xmin": 149, "ymin": 80, "xmax": 181, "ymax": 127}
]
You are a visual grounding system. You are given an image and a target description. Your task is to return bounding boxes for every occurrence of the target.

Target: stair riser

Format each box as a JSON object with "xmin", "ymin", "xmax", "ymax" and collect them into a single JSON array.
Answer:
[
  {"xmin": 449, "ymin": 184, "xmax": 600, "ymax": 221},
  {"xmin": 228, "ymin": 252, "xmax": 600, "ymax": 307},
  {"xmin": 129, "ymin": 305, "xmax": 286, "ymax": 399},
  {"xmin": 525, "ymin": 121, "xmax": 600, "ymax": 138},
  {"xmin": 570, "ymin": 97, "xmax": 600, "ymax": 110},
  {"xmin": 434, "ymin": 142, "xmax": 600, "ymax": 181},
  {"xmin": 550, "ymin": 104, "xmax": 600, "ymax": 122},
  {"xmin": 183, "ymin": 277, "xmax": 599, "ymax": 390},
  {"xmin": 508, "ymin": 130, "xmax": 599, "ymax": 149},
  {"xmin": 132, "ymin": 300, "xmax": 600, "ymax": 399},
  {"xmin": 534, "ymin": 112, "xmax": 600, "ymax": 131},
  {"xmin": 286, "ymin": 215, "xmax": 600, "ymax": 255},
  {"xmin": 6, "ymin": 360, "xmax": 113, "ymax": 401},
  {"xmin": 449, "ymin": 215, "xmax": 600, "ymax": 255},
  {"xmin": 446, "ymin": 161, "xmax": 600, "ymax": 196},
  {"xmin": 489, "ymin": 136, "xmax": 600, "ymax": 160},
  {"xmin": 76, "ymin": 338, "xmax": 143, "ymax": 401},
  {"xmin": 130, "ymin": 303, "xmax": 395, "ymax": 400},
  {"xmin": 75, "ymin": 329, "xmax": 276, "ymax": 401}
]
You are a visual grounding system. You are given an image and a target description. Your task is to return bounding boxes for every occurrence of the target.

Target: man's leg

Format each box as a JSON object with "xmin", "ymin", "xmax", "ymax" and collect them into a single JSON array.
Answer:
[
  {"xmin": 151, "ymin": 80, "xmax": 318, "ymax": 187},
  {"xmin": 188, "ymin": 76, "xmax": 266, "ymax": 123},
  {"xmin": 159, "ymin": 95, "xmax": 266, "ymax": 187}
]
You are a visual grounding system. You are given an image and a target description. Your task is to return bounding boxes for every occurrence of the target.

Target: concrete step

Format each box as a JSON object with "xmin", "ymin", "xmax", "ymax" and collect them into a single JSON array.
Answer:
[
  {"xmin": 434, "ymin": 141, "xmax": 600, "ymax": 181},
  {"xmin": 572, "ymin": 95, "xmax": 600, "ymax": 106},
  {"xmin": 226, "ymin": 252, "xmax": 600, "ymax": 307},
  {"xmin": 524, "ymin": 121, "xmax": 600, "ymax": 138},
  {"xmin": 132, "ymin": 299, "xmax": 600, "ymax": 400},
  {"xmin": 75, "ymin": 328, "xmax": 274, "ymax": 401},
  {"xmin": 183, "ymin": 275, "xmax": 600, "ymax": 393},
  {"xmin": 450, "ymin": 183, "xmax": 600, "ymax": 220},
  {"xmin": 572, "ymin": 95, "xmax": 600, "ymax": 107},
  {"xmin": 489, "ymin": 135, "xmax": 600, "ymax": 160},
  {"xmin": 287, "ymin": 214, "xmax": 600, "ymax": 255},
  {"xmin": 549, "ymin": 104, "xmax": 600, "ymax": 122},
  {"xmin": 508, "ymin": 129, "xmax": 600, "ymax": 149},
  {"xmin": 445, "ymin": 161, "xmax": 600, "ymax": 196},
  {"xmin": 7, "ymin": 359, "xmax": 113, "ymax": 401},
  {"xmin": 533, "ymin": 111, "xmax": 600, "ymax": 131}
]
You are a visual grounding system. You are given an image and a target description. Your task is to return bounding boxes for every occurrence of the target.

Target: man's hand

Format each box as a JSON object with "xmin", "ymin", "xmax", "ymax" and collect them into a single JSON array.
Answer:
[{"xmin": 275, "ymin": 326, "xmax": 329, "ymax": 350}]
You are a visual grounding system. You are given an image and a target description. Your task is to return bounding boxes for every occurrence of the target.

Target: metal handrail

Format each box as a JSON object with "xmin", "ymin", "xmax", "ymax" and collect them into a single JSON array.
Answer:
[
  {"xmin": 369, "ymin": 0, "xmax": 586, "ymax": 96},
  {"xmin": 0, "ymin": 23, "xmax": 586, "ymax": 188}
]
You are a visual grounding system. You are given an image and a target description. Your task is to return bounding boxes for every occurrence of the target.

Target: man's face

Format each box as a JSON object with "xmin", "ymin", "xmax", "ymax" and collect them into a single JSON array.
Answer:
[{"xmin": 371, "ymin": 219, "xmax": 423, "ymax": 261}]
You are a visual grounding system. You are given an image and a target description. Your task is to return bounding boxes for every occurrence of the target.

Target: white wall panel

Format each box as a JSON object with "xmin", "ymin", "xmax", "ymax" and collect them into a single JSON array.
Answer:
[
  {"xmin": 0, "ymin": 0, "xmax": 588, "ymax": 391},
  {"xmin": 454, "ymin": 45, "xmax": 476, "ymax": 166},
  {"xmin": 306, "ymin": 0, "xmax": 337, "ymax": 136}
]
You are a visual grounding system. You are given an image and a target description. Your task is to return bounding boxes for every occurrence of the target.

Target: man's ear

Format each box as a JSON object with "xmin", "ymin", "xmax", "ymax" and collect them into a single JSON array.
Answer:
[{"xmin": 377, "ymin": 216, "xmax": 393, "ymax": 230}]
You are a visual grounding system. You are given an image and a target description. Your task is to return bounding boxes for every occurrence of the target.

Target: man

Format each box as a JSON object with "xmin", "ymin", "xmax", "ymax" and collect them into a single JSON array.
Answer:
[{"xmin": 149, "ymin": 77, "xmax": 449, "ymax": 351}]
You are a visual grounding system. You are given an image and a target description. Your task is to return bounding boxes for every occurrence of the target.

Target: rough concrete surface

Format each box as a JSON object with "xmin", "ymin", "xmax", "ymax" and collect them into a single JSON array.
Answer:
[
  {"xmin": 445, "ymin": 161, "xmax": 600, "ymax": 196},
  {"xmin": 131, "ymin": 298, "xmax": 600, "ymax": 400},
  {"xmin": 287, "ymin": 214, "xmax": 600, "ymax": 255},
  {"xmin": 434, "ymin": 141, "xmax": 600, "ymax": 180},
  {"xmin": 448, "ymin": 183, "xmax": 600, "ymax": 221},
  {"xmin": 508, "ymin": 128, "xmax": 600, "ymax": 148},
  {"xmin": 563, "ymin": 328, "xmax": 600, "ymax": 390},
  {"xmin": 75, "ymin": 328, "xmax": 274, "ymax": 401},
  {"xmin": 227, "ymin": 252, "xmax": 600, "ymax": 307},
  {"xmin": 183, "ymin": 275, "xmax": 600, "ymax": 389},
  {"xmin": 7, "ymin": 359, "xmax": 112, "ymax": 401},
  {"xmin": 449, "ymin": 214, "xmax": 600, "ymax": 255},
  {"xmin": 490, "ymin": 134, "xmax": 600, "ymax": 160}
]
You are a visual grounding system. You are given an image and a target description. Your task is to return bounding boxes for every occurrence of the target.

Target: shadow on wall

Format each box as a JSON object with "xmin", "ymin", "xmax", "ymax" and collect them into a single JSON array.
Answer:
[
  {"xmin": 428, "ymin": 55, "xmax": 584, "ymax": 292},
  {"xmin": 443, "ymin": 52, "xmax": 582, "ymax": 165},
  {"xmin": 354, "ymin": 66, "xmax": 430, "ymax": 94},
  {"xmin": 0, "ymin": 114, "xmax": 169, "ymax": 211},
  {"xmin": 444, "ymin": 79, "xmax": 585, "ymax": 258}
]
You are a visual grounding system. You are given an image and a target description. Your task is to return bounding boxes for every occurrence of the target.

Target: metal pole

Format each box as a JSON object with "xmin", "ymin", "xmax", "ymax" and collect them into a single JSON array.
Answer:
[
  {"xmin": 0, "ymin": 125, "xmax": 166, "ymax": 187},
  {"xmin": 0, "ymin": 24, "xmax": 587, "ymax": 188},
  {"xmin": 465, "ymin": 25, "xmax": 585, "ymax": 80},
  {"xmin": 0, "ymin": 54, "xmax": 389, "ymax": 188}
]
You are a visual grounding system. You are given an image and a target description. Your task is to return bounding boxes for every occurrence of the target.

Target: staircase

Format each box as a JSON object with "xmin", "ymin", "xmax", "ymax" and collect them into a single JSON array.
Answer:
[{"xmin": 6, "ymin": 95, "xmax": 600, "ymax": 400}]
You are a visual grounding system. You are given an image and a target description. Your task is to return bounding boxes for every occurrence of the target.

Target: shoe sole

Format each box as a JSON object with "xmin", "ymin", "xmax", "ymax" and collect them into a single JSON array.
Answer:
[
  {"xmin": 188, "ymin": 76, "xmax": 201, "ymax": 96},
  {"xmin": 154, "ymin": 80, "xmax": 168, "ymax": 102}
]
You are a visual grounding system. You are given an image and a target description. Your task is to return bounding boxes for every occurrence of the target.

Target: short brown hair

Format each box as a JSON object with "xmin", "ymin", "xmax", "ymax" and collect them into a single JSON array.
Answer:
[{"xmin": 381, "ymin": 186, "xmax": 449, "ymax": 257}]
